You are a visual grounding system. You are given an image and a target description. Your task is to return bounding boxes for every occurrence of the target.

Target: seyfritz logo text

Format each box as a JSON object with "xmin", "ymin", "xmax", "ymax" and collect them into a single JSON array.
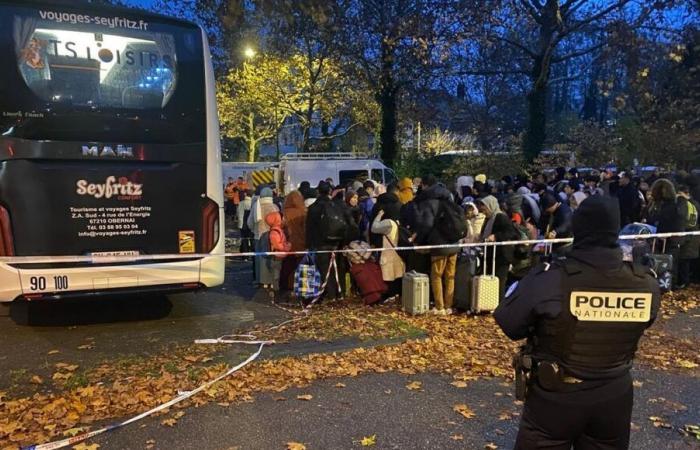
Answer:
[
  {"xmin": 569, "ymin": 291, "xmax": 652, "ymax": 323},
  {"xmin": 82, "ymin": 145, "xmax": 134, "ymax": 158},
  {"xmin": 76, "ymin": 176, "xmax": 143, "ymax": 200}
]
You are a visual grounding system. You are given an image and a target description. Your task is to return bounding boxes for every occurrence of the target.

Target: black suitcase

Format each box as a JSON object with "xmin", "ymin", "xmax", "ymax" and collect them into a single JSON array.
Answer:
[{"xmin": 454, "ymin": 252, "xmax": 477, "ymax": 311}]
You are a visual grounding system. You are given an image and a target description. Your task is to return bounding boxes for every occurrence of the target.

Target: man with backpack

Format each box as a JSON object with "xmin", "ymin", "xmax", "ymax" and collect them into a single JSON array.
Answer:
[
  {"xmin": 306, "ymin": 181, "xmax": 357, "ymax": 301},
  {"xmin": 414, "ymin": 175, "xmax": 466, "ymax": 315}
]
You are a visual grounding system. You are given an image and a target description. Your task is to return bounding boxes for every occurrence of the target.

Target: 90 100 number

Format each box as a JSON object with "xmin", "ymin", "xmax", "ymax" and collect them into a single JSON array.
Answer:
[{"xmin": 28, "ymin": 276, "xmax": 69, "ymax": 291}]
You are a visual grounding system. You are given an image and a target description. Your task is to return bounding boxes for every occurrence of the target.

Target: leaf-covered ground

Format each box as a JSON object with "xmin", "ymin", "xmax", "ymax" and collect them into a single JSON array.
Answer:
[{"xmin": 1, "ymin": 288, "xmax": 698, "ymax": 449}]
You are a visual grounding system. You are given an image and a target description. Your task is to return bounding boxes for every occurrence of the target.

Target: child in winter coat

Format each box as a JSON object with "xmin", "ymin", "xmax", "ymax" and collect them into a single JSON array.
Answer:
[{"xmin": 265, "ymin": 211, "xmax": 291, "ymax": 297}]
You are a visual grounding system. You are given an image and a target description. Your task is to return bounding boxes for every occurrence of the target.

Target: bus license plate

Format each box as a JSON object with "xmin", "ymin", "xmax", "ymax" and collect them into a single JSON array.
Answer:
[{"xmin": 90, "ymin": 251, "xmax": 140, "ymax": 263}]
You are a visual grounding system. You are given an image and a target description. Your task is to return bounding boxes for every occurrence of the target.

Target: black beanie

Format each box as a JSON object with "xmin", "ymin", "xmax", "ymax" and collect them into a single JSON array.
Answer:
[{"xmin": 572, "ymin": 195, "xmax": 620, "ymax": 249}]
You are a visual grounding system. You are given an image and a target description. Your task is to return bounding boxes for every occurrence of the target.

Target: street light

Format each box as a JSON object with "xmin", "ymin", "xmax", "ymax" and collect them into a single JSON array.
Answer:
[{"xmin": 244, "ymin": 47, "xmax": 256, "ymax": 59}]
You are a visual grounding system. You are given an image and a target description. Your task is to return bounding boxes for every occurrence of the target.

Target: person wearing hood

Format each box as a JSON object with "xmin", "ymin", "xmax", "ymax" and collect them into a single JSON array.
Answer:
[
  {"xmin": 517, "ymin": 186, "xmax": 541, "ymax": 225},
  {"xmin": 280, "ymin": 191, "xmax": 306, "ymax": 291},
  {"xmin": 398, "ymin": 178, "xmax": 415, "ymax": 204},
  {"xmin": 494, "ymin": 195, "xmax": 660, "ymax": 450},
  {"xmin": 455, "ymin": 175, "xmax": 474, "ymax": 202},
  {"xmin": 414, "ymin": 175, "xmax": 461, "ymax": 315},
  {"xmin": 265, "ymin": 210, "xmax": 291, "ymax": 298},
  {"xmin": 463, "ymin": 202, "xmax": 485, "ymax": 243},
  {"xmin": 477, "ymin": 195, "xmax": 520, "ymax": 300},
  {"xmin": 248, "ymin": 187, "xmax": 280, "ymax": 287}
]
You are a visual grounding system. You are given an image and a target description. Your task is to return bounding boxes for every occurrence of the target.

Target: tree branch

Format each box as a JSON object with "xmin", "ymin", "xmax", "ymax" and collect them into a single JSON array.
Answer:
[
  {"xmin": 493, "ymin": 35, "xmax": 537, "ymax": 58},
  {"xmin": 454, "ymin": 69, "xmax": 530, "ymax": 76},
  {"xmin": 560, "ymin": 0, "xmax": 633, "ymax": 38},
  {"xmin": 552, "ymin": 41, "xmax": 606, "ymax": 63},
  {"xmin": 520, "ymin": 0, "xmax": 544, "ymax": 25}
]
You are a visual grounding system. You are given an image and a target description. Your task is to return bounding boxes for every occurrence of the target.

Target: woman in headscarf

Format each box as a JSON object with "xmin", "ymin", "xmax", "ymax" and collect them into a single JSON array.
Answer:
[
  {"xmin": 280, "ymin": 190, "xmax": 306, "ymax": 291},
  {"xmin": 398, "ymin": 178, "xmax": 415, "ymax": 205},
  {"xmin": 476, "ymin": 195, "xmax": 519, "ymax": 301},
  {"xmin": 370, "ymin": 199, "xmax": 405, "ymax": 301},
  {"xmin": 247, "ymin": 187, "xmax": 279, "ymax": 287}
]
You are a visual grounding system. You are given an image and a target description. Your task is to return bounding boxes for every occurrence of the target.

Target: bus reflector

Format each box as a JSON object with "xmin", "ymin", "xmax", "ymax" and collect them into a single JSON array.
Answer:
[
  {"xmin": 202, "ymin": 199, "xmax": 219, "ymax": 253},
  {"xmin": 0, "ymin": 206, "xmax": 14, "ymax": 256}
]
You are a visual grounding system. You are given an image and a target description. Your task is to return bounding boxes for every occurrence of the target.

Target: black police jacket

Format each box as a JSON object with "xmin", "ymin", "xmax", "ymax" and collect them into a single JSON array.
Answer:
[{"xmin": 494, "ymin": 246, "xmax": 661, "ymax": 382}]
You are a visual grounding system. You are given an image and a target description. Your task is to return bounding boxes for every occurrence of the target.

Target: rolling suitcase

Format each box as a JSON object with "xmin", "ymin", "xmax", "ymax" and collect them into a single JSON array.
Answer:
[
  {"xmin": 471, "ymin": 244, "xmax": 500, "ymax": 314},
  {"xmin": 454, "ymin": 251, "xmax": 477, "ymax": 311},
  {"xmin": 402, "ymin": 271, "xmax": 429, "ymax": 315},
  {"xmin": 350, "ymin": 260, "xmax": 387, "ymax": 305}
]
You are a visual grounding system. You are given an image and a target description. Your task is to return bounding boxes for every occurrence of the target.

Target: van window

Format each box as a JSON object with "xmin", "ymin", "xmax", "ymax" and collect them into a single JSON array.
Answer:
[
  {"xmin": 339, "ymin": 170, "xmax": 368, "ymax": 186},
  {"xmin": 384, "ymin": 169, "xmax": 397, "ymax": 185},
  {"xmin": 371, "ymin": 169, "xmax": 383, "ymax": 184}
]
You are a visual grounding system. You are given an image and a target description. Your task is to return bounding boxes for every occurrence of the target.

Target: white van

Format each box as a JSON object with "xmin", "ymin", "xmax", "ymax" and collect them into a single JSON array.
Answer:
[{"xmin": 279, "ymin": 153, "xmax": 397, "ymax": 194}]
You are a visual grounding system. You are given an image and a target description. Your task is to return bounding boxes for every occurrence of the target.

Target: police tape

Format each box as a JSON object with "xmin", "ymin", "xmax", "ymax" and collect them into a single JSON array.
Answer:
[
  {"xmin": 2, "ymin": 230, "xmax": 700, "ymax": 265},
  {"xmin": 22, "ymin": 341, "xmax": 270, "ymax": 450}
]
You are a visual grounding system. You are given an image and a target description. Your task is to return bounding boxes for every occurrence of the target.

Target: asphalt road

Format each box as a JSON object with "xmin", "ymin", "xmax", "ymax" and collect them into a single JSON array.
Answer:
[
  {"xmin": 0, "ymin": 262, "xmax": 287, "ymax": 392},
  {"xmin": 2, "ymin": 251, "xmax": 698, "ymax": 449},
  {"xmin": 92, "ymin": 368, "xmax": 699, "ymax": 450}
]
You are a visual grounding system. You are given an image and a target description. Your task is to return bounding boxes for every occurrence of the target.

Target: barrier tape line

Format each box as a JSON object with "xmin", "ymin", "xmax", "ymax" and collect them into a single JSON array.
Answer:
[
  {"xmin": 23, "ymin": 341, "xmax": 268, "ymax": 450},
  {"xmin": 2, "ymin": 231, "xmax": 698, "ymax": 265}
]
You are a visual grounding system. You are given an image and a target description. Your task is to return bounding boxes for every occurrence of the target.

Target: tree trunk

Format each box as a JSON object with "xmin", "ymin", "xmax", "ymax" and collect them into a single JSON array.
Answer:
[
  {"xmin": 378, "ymin": 87, "xmax": 398, "ymax": 167},
  {"xmin": 522, "ymin": 0, "xmax": 558, "ymax": 162},
  {"xmin": 524, "ymin": 85, "xmax": 547, "ymax": 162},
  {"xmin": 247, "ymin": 113, "xmax": 256, "ymax": 162}
]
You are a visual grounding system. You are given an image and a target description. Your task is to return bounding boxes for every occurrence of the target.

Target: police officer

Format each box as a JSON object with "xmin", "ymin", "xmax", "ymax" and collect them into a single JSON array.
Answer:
[{"xmin": 494, "ymin": 195, "xmax": 660, "ymax": 449}]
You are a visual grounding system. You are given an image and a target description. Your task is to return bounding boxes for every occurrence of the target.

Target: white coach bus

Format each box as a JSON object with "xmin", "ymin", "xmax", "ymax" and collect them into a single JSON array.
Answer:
[{"xmin": 0, "ymin": 0, "xmax": 224, "ymax": 308}]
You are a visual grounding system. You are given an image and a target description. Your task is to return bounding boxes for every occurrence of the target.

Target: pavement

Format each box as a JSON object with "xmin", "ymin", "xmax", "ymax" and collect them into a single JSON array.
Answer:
[
  {"xmin": 1, "ymin": 244, "xmax": 699, "ymax": 449},
  {"xmin": 0, "ymin": 262, "xmax": 288, "ymax": 393},
  {"xmin": 93, "ymin": 368, "xmax": 699, "ymax": 450}
]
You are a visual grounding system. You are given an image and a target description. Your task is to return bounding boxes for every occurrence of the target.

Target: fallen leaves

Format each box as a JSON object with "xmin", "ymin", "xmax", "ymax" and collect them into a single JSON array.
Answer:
[
  {"xmin": 682, "ymin": 424, "xmax": 700, "ymax": 440},
  {"xmin": 405, "ymin": 381, "xmax": 422, "ymax": 391},
  {"xmin": 648, "ymin": 416, "xmax": 672, "ymax": 429},
  {"xmin": 1, "ymin": 287, "xmax": 698, "ymax": 449},
  {"xmin": 161, "ymin": 418, "xmax": 177, "ymax": 427},
  {"xmin": 48, "ymin": 350, "xmax": 60, "ymax": 355},
  {"xmin": 485, "ymin": 444, "xmax": 498, "ymax": 450},
  {"xmin": 72, "ymin": 444, "xmax": 99, "ymax": 450},
  {"xmin": 31, "ymin": 376, "xmax": 44, "ymax": 385},
  {"xmin": 286, "ymin": 442, "xmax": 306, "ymax": 450},
  {"xmin": 360, "ymin": 434, "xmax": 376, "ymax": 446},
  {"xmin": 676, "ymin": 359, "xmax": 698, "ymax": 369},
  {"xmin": 450, "ymin": 434, "xmax": 464, "ymax": 441},
  {"xmin": 454, "ymin": 404, "xmax": 476, "ymax": 419}
]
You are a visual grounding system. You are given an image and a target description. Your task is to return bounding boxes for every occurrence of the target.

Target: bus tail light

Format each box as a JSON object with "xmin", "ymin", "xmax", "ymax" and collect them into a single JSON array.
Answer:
[
  {"xmin": 201, "ymin": 199, "xmax": 219, "ymax": 253},
  {"xmin": 0, "ymin": 206, "xmax": 14, "ymax": 257}
]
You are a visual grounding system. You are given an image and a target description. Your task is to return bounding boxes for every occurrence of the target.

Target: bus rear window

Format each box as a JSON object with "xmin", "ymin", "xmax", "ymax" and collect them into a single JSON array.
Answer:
[{"xmin": 16, "ymin": 23, "xmax": 177, "ymax": 110}]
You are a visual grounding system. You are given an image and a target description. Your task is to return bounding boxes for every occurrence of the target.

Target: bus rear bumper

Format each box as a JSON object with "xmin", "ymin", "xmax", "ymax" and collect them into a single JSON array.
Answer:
[{"xmin": 0, "ymin": 256, "xmax": 224, "ymax": 303}]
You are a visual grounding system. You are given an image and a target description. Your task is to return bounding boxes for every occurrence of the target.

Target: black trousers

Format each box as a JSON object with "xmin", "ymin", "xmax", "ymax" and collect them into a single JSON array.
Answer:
[{"xmin": 515, "ymin": 376, "xmax": 633, "ymax": 450}]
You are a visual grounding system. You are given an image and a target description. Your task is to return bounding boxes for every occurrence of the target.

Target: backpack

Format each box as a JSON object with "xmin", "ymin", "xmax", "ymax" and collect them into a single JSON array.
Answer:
[
  {"xmin": 435, "ymin": 200, "xmax": 467, "ymax": 243},
  {"xmin": 320, "ymin": 201, "xmax": 348, "ymax": 242}
]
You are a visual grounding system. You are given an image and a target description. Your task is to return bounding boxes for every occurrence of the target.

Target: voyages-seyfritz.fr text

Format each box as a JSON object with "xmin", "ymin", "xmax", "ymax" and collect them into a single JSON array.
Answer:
[{"xmin": 39, "ymin": 10, "xmax": 149, "ymax": 31}]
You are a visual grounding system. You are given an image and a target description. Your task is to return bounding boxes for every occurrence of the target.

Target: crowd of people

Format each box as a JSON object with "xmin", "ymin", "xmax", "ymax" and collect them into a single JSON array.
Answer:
[{"xmin": 224, "ymin": 166, "xmax": 700, "ymax": 310}]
